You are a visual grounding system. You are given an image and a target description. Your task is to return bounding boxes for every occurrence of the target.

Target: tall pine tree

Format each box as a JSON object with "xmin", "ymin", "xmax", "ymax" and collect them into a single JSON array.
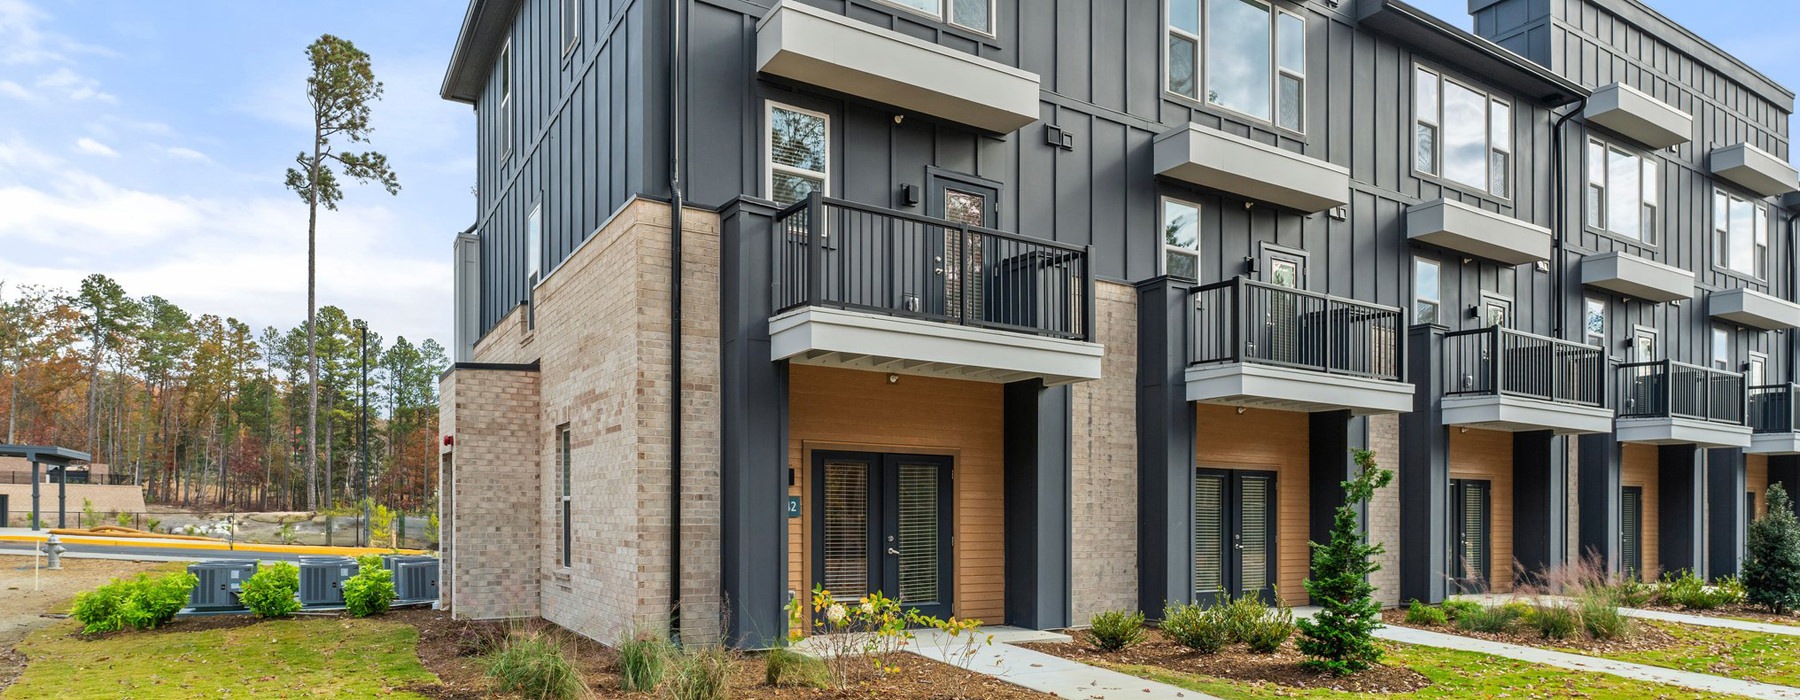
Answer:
[{"xmin": 1297, "ymin": 448, "xmax": 1393, "ymax": 675}]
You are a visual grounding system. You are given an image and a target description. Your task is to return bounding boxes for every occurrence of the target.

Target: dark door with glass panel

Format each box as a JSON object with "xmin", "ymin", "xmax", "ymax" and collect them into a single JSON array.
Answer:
[
  {"xmin": 1449, "ymin": 479, "xmax": 1491, "ymax": 593},
  {"xmin": 1621, "ymin": 486, "xmax": 1644, "ymax": 580},
  {"xmin": 1194, "ymin": 469, "xmax": 1279, "ymax": 605},
  {"xmin": 1258, "ymin": 249, "xmax": 1307, "ymax": 367},
  {"xmin": 927, "ymin": 175, "xmax": 999, "ymax": 326},
  {"xmin": 812, "ymin": 451, "xmax": 954, "ymax": 619}
]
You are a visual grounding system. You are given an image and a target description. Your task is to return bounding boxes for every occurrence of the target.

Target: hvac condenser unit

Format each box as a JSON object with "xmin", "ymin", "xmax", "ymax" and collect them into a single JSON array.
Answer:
[
  {"xmin": 297, "ymin": 555, "xmax": 357, "ymax": 607},
  {"xmin": 187, "ymin": 560, "xmax": 258, "ymax": 610},
  {"xmin": 382, "ymin": 554, "xmax": 439, "ymax": 602}
]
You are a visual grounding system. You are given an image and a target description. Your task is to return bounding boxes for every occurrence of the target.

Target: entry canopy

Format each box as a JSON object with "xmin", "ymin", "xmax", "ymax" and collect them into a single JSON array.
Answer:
[{"xmin": 0, "ymin": 444, "xmax": 90, "ymax": 465}]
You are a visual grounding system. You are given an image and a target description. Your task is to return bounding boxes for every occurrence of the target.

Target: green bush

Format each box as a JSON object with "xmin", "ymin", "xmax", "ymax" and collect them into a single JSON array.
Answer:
[
  {"xmin": 619, "ymin": 632, "xmax": 670, "ymax": 691},
  {"xmin": 1440, "ymin": 599, "xmax": 1481, "ymax": 620},
  {"xmin": 1404, "ymin": 600, "xmax": 1447, "ymax": 626},
  {"xmin": 1240, "ymin": 601, "xmax": 1295, "ymax": 654},
  {"xmin": 343, "ymin": 558, "xmax": 396, "ymax": 617},
  {"xmin": 763, "ymin": 647, "xmax": 827, "ymax": 689},
  {"xmin": 1715, "ymin": 575, "xmax": 1748, "ymax": 606},
  {"xmin": 1526, "ymin": 601, "xmax": 1579, "ymax": 640},
  {"xmin": 240, "ymin": 562, "xmax": 302, "ymax": 618},
  {"xmin": 1747, "ymin": 484, "xmax": 1800, "ymax": 614},
  {"xmin": 69, "ymin": 571, "xmax": 198, "ymax": 635},
  {"xmin": 666, "ymin": 646, "xmax": 732, "ymax": 700},
  {"xmin": 1087, "ymin": 610, "xmax": 1146, "ymax": 652},
  {"xmin": 1213, "ymin": 593, "xmax": 1269, "ymax": 643},
  {"xmin": 485, "ymin": 631, "xmax": 585, "ymax": 700},
  {"xmin": 1615, "ymin": 575, "xmax": 1657, "ymax": 608},
  {"xmin": 1661, "ymin": 570, "xmax": 1739, "ymax": 611},
  {"xmin": 1455, "ymin": 604, "xmax": 1520, "ymax": 634},
  {"xmin": 1160, "ymin": 602, "xmax": 1229, "ymax": 654}
]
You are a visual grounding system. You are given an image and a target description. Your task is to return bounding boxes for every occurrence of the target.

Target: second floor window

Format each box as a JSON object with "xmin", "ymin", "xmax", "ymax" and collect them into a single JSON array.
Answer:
[
  {"xmin": 1712, "ymin": 327, "xmax": 1730, "ymax": 371},
  {"xmin": 1715, "ymin": 189, "xmax": 1768, "ymax": 278},
  {"xmin": 767, "ymin": 102, "xmax": 829, "ymax": 206},
  {"xmin": 1415, "ymin": 66, "xmax": 1511, "ymax": 198},
  {"xmin": 498, "ymin": 40, "xmax": 512, "ymax": 160},
  {"xmin": 562, "ymin": 0, "xmax": 580, "ymax": 55},
  {"xmin": 1413, "ymin": 257, "xmax": 1440, "ymax": 324},
  {"xmin": 1584, "ymin": 296, "xmax": 1606, "ymax": 347},
  {"xmin": 1167, "ymin": 0, "xmax": 1305, "ymax": 131},
  {"xmin": 526, "ymin": 204, "xmax": 542, "ymax": 279},
  {"xmin": 1586, "ymin": 140, "xmax": 1658, "ymax": 244},
  {"xmin": 879, "ymin": 0, "xmax": 993, "ymax": 34},
  {"xmin": 1162, "ymin": 197, "xmax": 1200, "ymax": 279}
]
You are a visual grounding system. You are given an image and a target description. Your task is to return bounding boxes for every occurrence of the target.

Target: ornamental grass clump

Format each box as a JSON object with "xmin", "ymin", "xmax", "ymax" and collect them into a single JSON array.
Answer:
[
  {"xmin": 1403, "ymin": 600, "xmax": 1447, "ymax": 626},
  {"xmin": 484, "ymin": 629, "xmax": 585, "ymax": 700},
  {"xmin": 618, "ymin": 630, "xmax": 671, "ymax": 691},
  {"xmin": 763, "ymin": 647, "xmax": 827, "ymax": 689}
]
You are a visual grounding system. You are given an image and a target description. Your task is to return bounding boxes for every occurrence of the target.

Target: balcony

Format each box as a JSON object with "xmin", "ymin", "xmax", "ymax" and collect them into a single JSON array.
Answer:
[
  {"xmin": 1710, "ymin": 288, "xmax": 1800, "ymax": 331},
  {"xmin": 1440, "ymin": 327, "xmax": 1613, "ymax": 434},
  {"xmin": 1614, "ymin": 360, "xmax": 1751, "ymax": 448},
  {"xmin": 1406, "ymin": 198, "xmax": 1552, "ymax": 265},
  {"xmin": 1710, "ymin": 143, "xmax": 1799, "ymax": 198},
  {"xmin": 1748, "ymin": 385, "xmax": 1800, "ymax": 455},
  {"xmin": 1153, "ymin": 123, "xmax": 1351, "ymax": 214},
  {"xmin": 768, "ymin": 194, "xmax": 1103, "ymax": 386},
  {"xmin": 1583, "ymin": 82, "xmax": 1693, "ymax": 148},
  {"xmin": 1185, "ymin": 277, "xmax": 1412, "ymax": 414},
  {"xmin": 1581, "ymin": 251, "xmax": 1694, "ymax": 303}
]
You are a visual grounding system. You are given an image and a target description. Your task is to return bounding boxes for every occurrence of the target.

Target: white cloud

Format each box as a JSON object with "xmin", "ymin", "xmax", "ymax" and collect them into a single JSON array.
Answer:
[
  {"xmin": 73, "ymin": 136, "xmax": 117, "ymax": 157},
  {"xmin": 0, "ymin": 80, "xmax": 32, "ymax": 101},
  {"xmin": 0, "ymin": 0, "xmax": 116, "ymax": 66},
  {"xmin": 163, "ymin": 145, "xmax": 212, "ymax": 163},
  {"xmin": 35, "ymin": 67, "xmax": 115, "ymax": 103}
]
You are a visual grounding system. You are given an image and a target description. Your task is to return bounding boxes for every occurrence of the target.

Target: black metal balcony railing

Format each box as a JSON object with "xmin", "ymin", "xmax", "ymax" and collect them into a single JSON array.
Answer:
[
  {"xmin": 1442, "ymin": 327, "xmax": 1607, "ymax": 407},
  {"xmin": 1616, "ymin": 360, "xmax": 1746, "ymax": 425},
  {"xmin": 1749, "ymin": 384, "xmax": 1800, "ymax": 434},
  {"xmin": 1188, "ymin": 276, "xmax": 1404, "ymax": 381},
  {"xmin": 773, "ymin": 194, "xmax": 1094, "ymax": 341}
]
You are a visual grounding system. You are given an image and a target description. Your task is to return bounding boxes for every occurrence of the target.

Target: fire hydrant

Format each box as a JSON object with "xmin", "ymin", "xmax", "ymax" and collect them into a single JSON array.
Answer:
[{"xmin": 41, "ymin": 534, "xmax": 65, "ymax": 570}]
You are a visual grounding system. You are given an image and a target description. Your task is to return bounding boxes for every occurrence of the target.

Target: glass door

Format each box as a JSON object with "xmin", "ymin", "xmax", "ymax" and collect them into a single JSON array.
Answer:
[
  {"xmin": 1193, "ymin": 468, "xmax": 1279, "ymax": 605},
  {"xmin": 812, "ymin": 451, "xmax": 955, "ymax": 619},
  {"xmin": 1449, "ymin": 479, "xmax": 1491, "ymax": 593},
  {"xmin": 928, "ymin": 175, "xmax": 999, "ymax": 325},
  {"xmin": 1621, "ymin": 486, "xmax": 1644, "ymax": 581}
]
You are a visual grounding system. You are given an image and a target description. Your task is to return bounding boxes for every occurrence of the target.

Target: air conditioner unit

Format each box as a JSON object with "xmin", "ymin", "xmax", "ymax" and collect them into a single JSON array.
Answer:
[
  {"xmin": 396, "ymin": 561, "xmax": 440, "ymax": 603},
  {"xmin": 187, "ymin": 560, "xmax": 258, "ymax": 611},
  {"xmin": 297, "ymin": 555, "xmax": 357, "ymax": 607},
  {"xmin": 382, "ymin": 554, "xmax": 439, "ymax": 602}
]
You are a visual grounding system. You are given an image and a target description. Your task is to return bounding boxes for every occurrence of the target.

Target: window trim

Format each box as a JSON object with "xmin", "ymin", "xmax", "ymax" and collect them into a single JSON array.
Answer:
[
  {"xmin": 561, "ymin": 0, "xmax": 580, "ymax": 57},
  {"xmin": 1411, "ymin": 64, "xmax": 1513, "ymax": 201},
  {"xmin": 1413, "ymin": 256, "xmax": 1442, "ymax": 325},
  {"xmin": 1583, "ymin": 295, "xmax": 1607, "ymax": 348},
  {"xmin": 871, "ymin": 0, "xmax": 997, "ymax": 37},
  {"xmin": 764, "ymin": 101, "xmax": 832, "ymax": 206},
  {"xmin": 1711, "ymin": 326, "xmax": 1731, "ymax": 371},
  {"xmin": 1160, "ymin": 195, "xmax": 1203, "ymax": 280},
  {"xmin": 1163, "ymin": 0, "xmax": 1307, "ymax": 136},
  {"xmin": 1712, "ymin": 187, "xmax": 1770, "ymax": 281},
  {"xmin": 557, "ymin": 424, "xmax": 572, "ymax": 570},
  {"xmin": 498, "ymin": 39, "xmax": 512, "ymax": 162},
  {"xmin": 1584, "ymin": 137, "xmax": 1659, "ymax": 247},
  {"xmin": 1750, "ymin": 351, "xmax": 1769, "ymax": 386}
]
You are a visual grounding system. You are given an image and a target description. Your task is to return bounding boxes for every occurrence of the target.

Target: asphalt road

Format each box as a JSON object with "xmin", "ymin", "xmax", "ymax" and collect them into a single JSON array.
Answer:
[{"xmin": 0, "ymin": 540, "xmax": 315, "ymax": 563}]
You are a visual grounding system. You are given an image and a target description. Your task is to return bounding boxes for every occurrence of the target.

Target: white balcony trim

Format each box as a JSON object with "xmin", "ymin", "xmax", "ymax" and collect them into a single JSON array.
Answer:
[
  {"xmin": 1710, "ymin": 142, "xmax": 1800, "ymax": 197},
  {"xmin": 1614, "ymin": 416, "xmax": 1752, "ymax": 448},
  {"xmin": 1440, "ymin": 394, "xmax": 1614, "ymax": 435},
  {"xmin": 1184, "ymin": 362, "xmax": 1413, "ymax": 415},
  {"xmin": 1406, "ymin": 198, "xmax": 1552, "ymax": 265},
  {"xmin": 1710, "ymin": 287, "xmax": 1800, "ymax": 331},
  {"xmin": 1153, "ymin": 123, "xmax": 1351, "ymax": 213},
  {"xmin": 1583, "ymin": 82, "xmax": 1693, "ymax": 148},
  {"xmin": 769, "ymin": 306, "xmax": 1103, "ymax": 386},
  {"xmin": 1581, "ymin": 251, "xmax": 1695, "ymax": 303},
  {"xmin": 1749, "ymin": 432, "xmax": 1800, "ymax": 455}
]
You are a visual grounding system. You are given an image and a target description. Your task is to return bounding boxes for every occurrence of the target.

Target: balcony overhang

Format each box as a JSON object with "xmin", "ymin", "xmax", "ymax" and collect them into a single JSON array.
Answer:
[
  {"xmin": 1710, "ymin": 143, "xmax": 1800, "ymax": 197},
  {"xmin": 1185, "ymin": 363, "xmax": 1413, "ymax": 416},
  {"xmin": 1614, "ymin": 417, "xmax": 1752, "ymax": 448},
  {"xmin": 1406, "ymin": 198, "xmax": 1552, "ymax": 265},
  {"xmin": 1441, "ymin": 395, "xmax": 1614, "ymax": 435},
  {"xmin": 1153, "ymin": 123, "xmax": 1350, "ymax": 214},
  {"xmin": 1710, "ymin": 288, "xmax": 1800, "ymax": 331},
  {"xmin": 754, "ymin": 1, "xmax": 1040, "ymax": 134},
  {"xmin": 1581, "ymin": 251, "xmax": 1694, "ymax": 303},
  {"xmin": 1583, "ymin": 82, "xmax": 1693, "ymax": 148},
  {"xmin": 769, "ymin": 307, "xmax": 1102, "ymax": 386},
  {"xmin": 1749, "ymin": 433, "xmax": 1800, "ymax": 455}
]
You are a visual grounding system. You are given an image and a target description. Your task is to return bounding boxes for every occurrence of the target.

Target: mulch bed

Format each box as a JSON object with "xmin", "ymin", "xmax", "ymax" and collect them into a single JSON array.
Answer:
[
  {"xmin": 1021, "ymin": 630, "xmax": 1433, "ymax": 694},
  {"xmin": 1635, "ymin": 602, "xmax": 1800, "ymax": 626},
  {"xmin": 403, "ymin": 609, "xmax": 1056, "ymax": 699},
  {"xmin": 1379, "ymin": 608, "xmax": 1684, "ymax": 654}
]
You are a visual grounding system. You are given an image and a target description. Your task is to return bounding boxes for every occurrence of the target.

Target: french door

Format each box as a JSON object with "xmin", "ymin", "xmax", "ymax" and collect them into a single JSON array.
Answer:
[
  {"xmin": 927, "ymin": 173, "xmax": 999, "ymax": 325},
  {"xmin": 1621, "ymin": 486, "xmax": 1645, "ymax": 580},
  {"xmin": 812, "ymin": 451, "xmax": 954, "ymax": 619},
  {"xmin": 1449, "ymin": 479, "xmax": 1492, "ymax": 593},
  {"xmin": 1194, "ymin": 469, "xmax": 1278, "ymax": 605}
]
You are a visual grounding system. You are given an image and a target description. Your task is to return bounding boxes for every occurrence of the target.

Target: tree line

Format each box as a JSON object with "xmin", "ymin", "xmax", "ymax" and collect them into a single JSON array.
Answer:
[{"xmin": 0, "ymin": 274, "xmax": 445, "ymax": 513}]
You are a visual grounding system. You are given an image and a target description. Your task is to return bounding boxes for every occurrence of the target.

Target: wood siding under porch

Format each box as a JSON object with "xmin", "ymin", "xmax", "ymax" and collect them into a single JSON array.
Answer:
[
  {"xmin": 1449, "ymin": 428, "xmax": 1515, "ymax": 592},
  {"xmin": 1194, "ymin": 404, "xmax": 1311, "ymax": 607}
]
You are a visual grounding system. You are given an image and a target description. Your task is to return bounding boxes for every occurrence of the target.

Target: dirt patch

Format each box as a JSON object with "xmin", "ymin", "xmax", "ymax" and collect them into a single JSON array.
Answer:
[
  {"xmin": 1021, "ymin": 630, "xmax": 1432, "ymax": 694},
  {"xmin": 1381, "ymin": 608, "xmax": 1684, "ymax": 654},
  {"xmin": 403, "ymin": 610, "xmax": 1055, "ymax": 700},
  {"xmin": 0, "ymin": 556, "xmax": 177, "ymax": 691}
]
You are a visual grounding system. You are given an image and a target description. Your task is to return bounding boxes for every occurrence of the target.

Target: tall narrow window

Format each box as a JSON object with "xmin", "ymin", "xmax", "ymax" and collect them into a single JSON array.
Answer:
[
  {"xmin": 1585, "ymin": 141, "xmax": 1606, "ymax": 229},
  {"xmin": 1414, "ymin": 68, "xmax": 1439, "ymax": 176},
  {"xmin": 1488, "ymin": 100, "xmax": 1511, "ymax": 199},
  {"xmin": 1162, "ymin": 197, "xmax": 1201, "ymax": 280},
  {"xmin": 558, "ymin": 424, "xmax": 572, "ymax": 569},
  {"xmin": 1275, "ymin": 10, "xmax": 1305, "ymax": 132},
  {"xmin": 766, "ymin": 103, "xmax": 829, "ymax": 206},
  {"xmin": 562, "ymin": 0, "xmax": 580, "ymax": 54},
  {"xmin": 1713, "ymin": 327, "xmax": 1730, "ymax": 371},
  {"xmin": 1414, "ymin": 257, "xmax": 1441, "ymax": 324},
  {"xmin": 1716, "ymin": 189, "xmax": 1769, "ymax": 277},
  {"xmin": 498, "ymin": 40, "xmax": 512, "ymax": 160},
  {"xmin": 1167, "ymin": 0, "xmax": 1200, "ymax": 100},
  {"xmin": 1584, "ymin": 297, "xmax": 1606, "ymax": 347}
]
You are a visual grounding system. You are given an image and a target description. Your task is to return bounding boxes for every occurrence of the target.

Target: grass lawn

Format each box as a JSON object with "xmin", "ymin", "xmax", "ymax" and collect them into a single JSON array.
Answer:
[
  {"xmin": 1102, "ymin": 642, "xmax": 1742, "ymax": 700},
  {"xmin": 1578, "ymin": 620, "xmax": 1800, "ymax": 687},
  {"xmin": 3, "ymin": 616, "xmax": 438, "ymax": 699}
]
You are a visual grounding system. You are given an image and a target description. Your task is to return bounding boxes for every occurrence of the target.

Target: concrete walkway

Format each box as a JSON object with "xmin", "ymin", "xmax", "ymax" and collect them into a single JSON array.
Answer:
[
  {"xmin": 905, "ymin": 627, "xmax": 1221, "ymax": 700},
  {"xmin": 1453, "ymin": 592, "xmax": 1800, "ymax": 638}
]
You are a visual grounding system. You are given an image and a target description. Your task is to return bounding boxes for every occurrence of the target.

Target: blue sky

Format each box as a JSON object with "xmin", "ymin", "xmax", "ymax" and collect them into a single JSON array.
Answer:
[{"xmin": 0, "ymin": 0, "xmax": 1792, "ymax": 347}]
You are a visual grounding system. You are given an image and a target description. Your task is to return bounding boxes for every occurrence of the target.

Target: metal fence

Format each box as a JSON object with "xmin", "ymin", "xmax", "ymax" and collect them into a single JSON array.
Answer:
[
  {"xmin": 0, "ymin": 471, "xmax": 136, "ymax": 486},
  {"xmin": 1188, "ymin": 276, "xmax": 1404, "ymax": 381},
  {"xmin": 773, "ymin": 193, "xmax": 1094, "ymax": 341},
  {"xmin": 1750, "ymin": 384, "xmax": 1800, "ymax": 434},
  {"xmin": 1616, "ymin": 360, "xmax": 1745, "ymax": 424},
  {"xmin": 1442, "ymin": 326, "xmax": 1606, "ymax": 406}
]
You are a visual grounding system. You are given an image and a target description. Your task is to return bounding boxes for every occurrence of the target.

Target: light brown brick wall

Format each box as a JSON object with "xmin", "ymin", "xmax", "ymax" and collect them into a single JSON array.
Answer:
[
  {"xmin": 439, "ymin": 366, "xmax": 542, "ymax": 620},
  {"xmin": 1366, "ymin": 413, "xmax": 1402, "ymax": 605},
  {"xmin": 1070, "ymin": 281, "xmax": 1138, "ymax": 622}
]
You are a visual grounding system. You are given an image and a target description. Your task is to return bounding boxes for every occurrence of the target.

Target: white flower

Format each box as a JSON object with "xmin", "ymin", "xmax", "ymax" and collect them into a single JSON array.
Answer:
[
  {"xmin": 825, "ymin": 604, "xmax": 847, "ymax": 624},
  {"xmin": 859, "ymin": 601, "xmax": 874, "ymax": 615}
]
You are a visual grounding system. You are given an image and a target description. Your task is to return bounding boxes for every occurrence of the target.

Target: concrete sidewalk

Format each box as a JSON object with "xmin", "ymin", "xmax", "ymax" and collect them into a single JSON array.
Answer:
[
  {"xmin": 1453, "ymin": 592, "xmax": 1800, "ymax": 638},
  {"xmin": 905, "ymin": 627, "xmax": 1221, "ymax": 700}
]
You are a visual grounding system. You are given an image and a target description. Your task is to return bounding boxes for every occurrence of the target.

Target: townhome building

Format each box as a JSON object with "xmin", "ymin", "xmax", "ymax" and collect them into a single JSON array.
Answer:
[{"xmin": 436, "ymin": 0, "xmax": 1800, "ymax": 648}]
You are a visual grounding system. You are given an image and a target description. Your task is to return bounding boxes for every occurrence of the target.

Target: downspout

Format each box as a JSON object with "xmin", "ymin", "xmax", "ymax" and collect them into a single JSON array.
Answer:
[
  {"xmin": 1790, "ymin": 209, "xmax": 1798, "ymax": 383},
  {"xmin": 1550, "ymin": 97, "xmax": 1587, "ymax": 339},
  {"xmin": 668, "ymin": 0, "xmax": 687, "ymax": 645}
]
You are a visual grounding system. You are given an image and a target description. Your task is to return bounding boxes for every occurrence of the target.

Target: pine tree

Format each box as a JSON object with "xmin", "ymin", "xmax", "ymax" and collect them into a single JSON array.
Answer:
[
  {"xmin": 1297, "ymin": 448, "xmax": 1393, "ymax": 675},
  {"xmin": 1745, "ymin": 483, "xmax": 1800, "ymax": 614}
]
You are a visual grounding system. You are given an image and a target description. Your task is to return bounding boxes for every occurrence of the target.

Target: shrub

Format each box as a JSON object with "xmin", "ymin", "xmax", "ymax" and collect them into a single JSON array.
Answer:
[
  {"xmin": 115, "ymin": 511, "xmax": 132, "ymax": 527},
  {"xmin": 82, "ymin": 499, "xmax": 98, "ymax": 529},
  {"xmin": 666, "ymin": 646, "xmax": 732, "ymax": 700},
  {"xmin": 69, "ymin": 582, "xmax": 127, "ymax": 635},
  {"xmin": 70, "ymin": 571, "xmax": 198, "ymax": 635},
  {"xmin": 764, "ymin": 647, "xmax": 827, "ymax": 689},
  {"xmin": 1661, "ymin": 570, "xmax": 1739, "ymax": 611},
  {"xmin": 1615, "ymin": 575, "xmax": 1657, "ymax": 608},
  {"xmin": 1213, "ymin": 593, "xmax": 1269, "ymax": 643},
  {"xmin": 1455, "ymin": 604, "xmax": 1520, "ymax": 634},
  {"xmin": 144, "ymin": 517, "xmax": 161, "ymax": 533},
  {"xmin": 1715, "ymin": 575, "xmax": 1748, "ymax": 606},
  {"xmin": 1087, "ymin": 610, "xmax": 1146, "ymax": 652},
  {"xmin": 1746, "ymin": 483, "xmax": 1800, "ymax": 614},
  {"xmin": 1241, "ymin": 601, "xmax": 1295, "ymax": 653},
  {"xmin": 787, "ymin": 586, "xmax": 912, "ymax": 688},
  {"xmin": 1404, "ymin": 600, "xmax": 1447, "ymax": 626},
  {"xmin": 1161, "ymin": 602, "xmax": 1229, "ymax": 653},
  {"xmin": 619, "ymin": 631, "xmax": 670, "ymax": 691},
  {"xmin": 343, "ymin": 557, "xmax": 396, "ymax": 617},
  {"xmin": 1526, "ymin": 600, "xmax": 1579, "ymax": 640},
  {"xmin": 1297, "ymin": 449, "xmax": 1393, "ymax": 675},
  {"xmin": 1440, "ymin": 599, "xmax": 1481, "ymax": 621},
  {"xmin": 907, "ymin": 612, "xmax": 992, "ymax": 699},
  {"xmin": 240, "ymin": 561, "xmax": 302, "ymax": 618},
  {"xmin": 484, "ymin": 630, "xmax": 584, "ymax": 700},
  {"xmin": 1578, "ymin": 590, "xmax": 1633, "ymax": 641}
]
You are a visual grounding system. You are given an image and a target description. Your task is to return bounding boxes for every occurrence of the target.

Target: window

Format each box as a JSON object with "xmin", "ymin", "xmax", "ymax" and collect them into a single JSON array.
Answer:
[
  {"xmin": 1750, "ymin": 352, "xmax": 1768, "ymax": 386},
  {"xmin": 1414, "ymin": 67, "xmax": 1511, "ymax": 197},
  {"xmin": 1414, "ymin": 257, "xmax": 1441, "ymax": 324},
  {"xmin": 1715, "ymin": 189, "xmax": 1769, "ymax": 278},
  {"xmin": 561, "ymin": 0, "xmax": 580, "ymax": 55},
  {"xmin": 1162, "ymin": 197, "xmax": 1200, "ymax": 279},
  {"xmin": 766, "ymin": 103, "xmax": 829, "ymax": 206},
  {"xmin": 877, "ymin": 0, "xmax": 993, "ymax": 34},
  {"xmin": 498, "ymin": 40, "xmax": 512, "ymax": 159},
  {"xmin": 1586, "ymin": 139, "xmax": 1657, "ymax": 243},
  {"xmin": 1712, "ymin": 327, "xmax": 1730, "ymax": 371},
  {"xmin": 558, "ymin": 425, "xmax": 572, "ymax": 569},
  {"xmin": 1584, "ymin": 297, "xmax": 1606, "ymax": 347},
  {"xmin": 1167, "ymin": 0, "xmax": 1305, "ymax": 131},
  {"xmin": 526, "ymin": 204, "xmax": 542, "ymax": 278}
]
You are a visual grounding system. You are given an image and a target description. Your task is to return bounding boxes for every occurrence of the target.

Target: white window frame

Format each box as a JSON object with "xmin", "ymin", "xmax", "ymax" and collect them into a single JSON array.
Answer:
[
  {"xmin": 1712, "ymin": 327, "xmax": 1730, "ymax": 371},
  {"xmin": 1160, "ymin": 196, "xmax": 1202, "ymax": 279},
  {"xmin": 1583, "ymin": 296, "xmax": 1606, "ymax": 348},
  {"xmin": 526, "ymin": 203, "xmax": 542, "ymax": 279},
  {"xmin": 764, "ymin": 101, "xmax": 831, "ymax": 206},
  {"xmin": 1412, "ymin": 65, "xmax": 1512, "ymax": 199},
  {"xmin": 561, "ymin": 0, "xmax": 580, "ymax": 56},
  {"xmin": 498, "ymin": 39, "xmax": 512, "ymax": 161},
  {"xmin": 1585, "ymin": 138, "xmax": 1658, "ymax": 245},
  {"xmin": 1163, "ymin": 0, "xmax": 1306, "ymax": 134},
  {"xmin": 1714, "ymin": 188, "xmax": 1769, "ymax": 279},
  {"xmin": 557, "ymin": 424, "xmax": 572, "ymax": 569},
  {"xmin": 1750, "ymin": 352, "xmax": 1768, "ymax": 386},
  {"xmin": 1414, "ymin": 256, "xmax": 1441, "ymax": 325},
  {"xmin": 873, "ymin": 0, "xmax": 996, "ymax": 35}
]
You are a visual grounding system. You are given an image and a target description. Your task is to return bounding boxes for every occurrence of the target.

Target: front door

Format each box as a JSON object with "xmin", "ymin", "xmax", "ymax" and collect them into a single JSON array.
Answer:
[
  {"xmin": 1449, "ymin": 479, "xmax": 1492, "ymax": 593},
  {"xmin": 1194, "ymin": 469, "xmax": 1279, "ymax": 605},
  {"xmin": 1621, "ymin": 486, "xmax": 1645, "ymax": 580},
  {"xmin": 927, "ymin": 174, "xmax": 1000, "ymax": 324},
  {"xmin": 812, "ymin": 451, "xmax": 955, "ymax": 619},
  {"xmin": 1480, "ymin": 293, "xmax": 1512, "ymax": 328}
]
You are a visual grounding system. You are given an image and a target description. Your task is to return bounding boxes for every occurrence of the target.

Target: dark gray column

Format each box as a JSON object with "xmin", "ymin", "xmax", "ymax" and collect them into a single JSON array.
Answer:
[
  {"xmin": 1659, "ymin": 444, "xmax": 1706, "ymax": 576},
  {"xmin": 1577, "ymin": 434, "xmax": 1622, "ymax": 570},
  {"xmin": 1774, "ymin": 455, "xmax": 1800, "ymax": 516},
  {"xmin": 1707, "ymin": 448, "xmax": 1748, "ymax": 580},
  {"xmin": 29, "ymin": 458, "xmax": 40, "ymax": 532},
  {"xmin": 1400, "ymin": 324, "xmax": 1450, "ymax": 604},
  {"xmin": 1309, "ymin": 412, "xmax": 1354, "ymax": 547},
  {"xmin": 719, "ymin": 198, "xmax": 790, "ymax": 648},
  {"xmin": 57, "ymin": 461, "xmax": 66, "ymax": 528},
  {"xmin": 1137, "ymin": 277, "xmax": 1196, "ymax": 615},
  {"xmin": 1513, "ymin": 430, "xmax": 1567, "ymax": 583},
  {"xmin": 1004, "ymin": 380, "xmax": 1072, "ymax": 630}
]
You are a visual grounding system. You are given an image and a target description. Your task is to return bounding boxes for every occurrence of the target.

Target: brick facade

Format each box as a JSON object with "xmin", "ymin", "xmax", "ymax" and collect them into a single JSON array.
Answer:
[
  {"xmin": 1070, "ymin": 281, "xmax": 1139, "ymax": 621},
  {"xmin": 1366, "ymin": 413, "xmax": 1402, "ymax": 606},
  {"xmin": 439, "ymin": 366, "xmax": 542, "ymax": 620}
]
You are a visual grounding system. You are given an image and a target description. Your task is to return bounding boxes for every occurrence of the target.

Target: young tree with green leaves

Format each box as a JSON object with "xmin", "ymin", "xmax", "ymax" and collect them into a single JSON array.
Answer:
[
  {"xmin": 1297, "ymin": 448, "xmax": 1393, "ymax": 675},
  {"xmin": 1746, "ymin": 483, "xmax": 1800, "ymax": 614},
  {"xmin": 285, "ymin": 34, "xmax": 400, "ymax": 510}
]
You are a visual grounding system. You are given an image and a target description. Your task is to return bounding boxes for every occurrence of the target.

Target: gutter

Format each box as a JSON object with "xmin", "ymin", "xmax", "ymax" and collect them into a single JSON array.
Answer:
[{"xmin": 668, "ymin": 0, "xmax": 687, "ymax": 645}]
